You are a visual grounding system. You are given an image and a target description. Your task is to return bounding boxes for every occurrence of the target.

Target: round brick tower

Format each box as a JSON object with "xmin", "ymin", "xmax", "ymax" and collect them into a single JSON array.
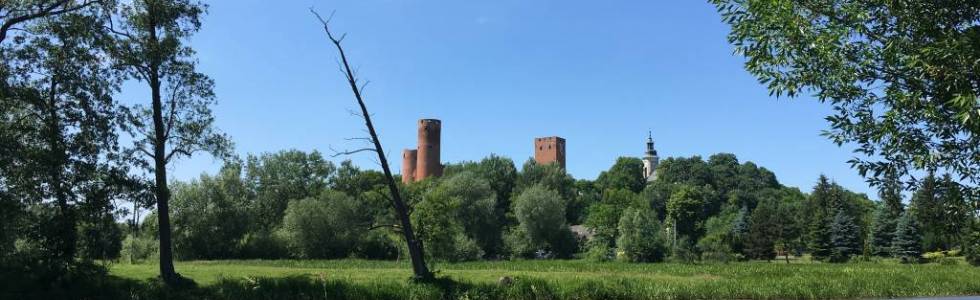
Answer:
[
  {"xmin": 416, "ymin": 119, "xmax": 442, "ymax": 180},
  {"xmin": 401, "ymin": 149, "xmax": 418, "ymax": 184}
]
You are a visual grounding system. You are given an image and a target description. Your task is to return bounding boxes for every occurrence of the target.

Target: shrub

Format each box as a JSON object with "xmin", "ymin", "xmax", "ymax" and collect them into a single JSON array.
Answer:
[
  {"xmin": 670, "ymin": 237, "xmax": 699, "ymax": 263},
  {"xmin": 414, "ymin": 172, "xmax": 500, "ymax": 260},
  {"xmin": 352, "ymin": 231, "xmax": 399, "ymax": 260},
  {"xmin": 119, "ymin": 234, "xmax": 158, "ymax": 263},
  {"xmin": 584, "ymin": 238, "xmax": 614, "ymax": 262},
  {"xmin": 965, "ymin": 223, "xmax": 980, "ymax": 267},
  {"xmin": 236, "ymin": 231, "xmax": 288, "ymax": 259},
  {"xmin": 511, "ymin": 184, "xmax": 578, "ymax": 258},
  {"xmin": 280, "ymin": 191, "xmax": 369, "ymax": 259},
  {"xmin": 616, "ymin": 208, "xmax": 666, "ymax": 262}
]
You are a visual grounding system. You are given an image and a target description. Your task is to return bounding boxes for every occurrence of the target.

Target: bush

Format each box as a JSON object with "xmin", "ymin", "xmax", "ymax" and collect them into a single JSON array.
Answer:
[
  {"xmin": 414, "ymin": 172, "xmax": 500, "ymax": 260},
  {"xmin": 616, "ymin": 208, "xmax": 666, "ymax": 262},
  {"xmin": 584, "ymin": 239, "xmax": 614, "ymax": 262},
  {"xmin": 965, "ymin": 223, "xmax": 980, "ymax": 267},
  {"xmin": 670, "ymin": 237, "xmax": 699, "ymax": 263},
  {"xmin": 512, "ymin": 185, "xmax": 578, "ymax": 258},
  {"xmin": 236, "ymin": 231, "xmax": 288, "ymax": 259},
  {"xmin": 119, "ymin": 234, "xmax": 158, "ymax": 263},
  {"xmin": 352, "ymin": 231, "xmax": 399, "ymax": 260},
  {"xmin": 280, "ymin": 191, "xmax": 369, "ymax": 259}
]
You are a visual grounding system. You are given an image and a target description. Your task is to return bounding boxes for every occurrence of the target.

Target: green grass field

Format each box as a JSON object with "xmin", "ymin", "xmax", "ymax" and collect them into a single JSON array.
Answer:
[{"xmin": 97, "ymin": 259, "xmax": 980, "ymax": 299}]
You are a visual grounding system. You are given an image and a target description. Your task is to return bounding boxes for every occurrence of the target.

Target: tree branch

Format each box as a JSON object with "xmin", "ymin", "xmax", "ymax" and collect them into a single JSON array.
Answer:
[{"xmin": 0, "ymin": 0, "xmax": 102, "ymax": 43}]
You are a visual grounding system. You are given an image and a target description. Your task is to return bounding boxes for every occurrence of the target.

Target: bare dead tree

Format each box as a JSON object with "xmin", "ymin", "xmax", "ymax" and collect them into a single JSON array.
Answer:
[{"xmin": 311, "ymin": 9, "xmax": 433, "ymax": 281}]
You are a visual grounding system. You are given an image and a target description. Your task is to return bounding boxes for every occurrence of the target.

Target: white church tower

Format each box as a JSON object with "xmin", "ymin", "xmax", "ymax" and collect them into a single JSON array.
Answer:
[{"xmin": 642, "ymin": 131, "xmax": 659, "ymax": 182}]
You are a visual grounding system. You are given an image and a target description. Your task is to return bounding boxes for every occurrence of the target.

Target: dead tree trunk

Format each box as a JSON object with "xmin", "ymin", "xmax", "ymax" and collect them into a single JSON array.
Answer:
[{"xmin": 312, "ymin": 10, "xmax": 433, "ymax": 281}]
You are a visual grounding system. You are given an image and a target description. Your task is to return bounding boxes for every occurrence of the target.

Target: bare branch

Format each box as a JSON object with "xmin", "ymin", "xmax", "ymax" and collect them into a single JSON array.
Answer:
[
  {"xmin": 358, "ymin": 80, "xmax": 370, "ymax": 95},
  {"xmin": 164, "ymin": 148, "xmax": 191, "ymax": 163},
  {"xmin": 367, "ymin": 224, "xmax": 401, "ymax": 231},
  {"xmin": 328, "ymin": 145, "xmax": 377, "ymax": 157}
]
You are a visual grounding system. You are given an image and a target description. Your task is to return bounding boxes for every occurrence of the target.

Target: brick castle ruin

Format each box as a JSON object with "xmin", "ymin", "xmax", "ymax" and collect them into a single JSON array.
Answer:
[{"xmin": 400, "ymin": 119, "xmax": 659, "ymax": 182}]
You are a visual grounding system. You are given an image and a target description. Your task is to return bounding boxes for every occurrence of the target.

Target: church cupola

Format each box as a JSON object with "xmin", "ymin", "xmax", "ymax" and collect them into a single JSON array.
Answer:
[{"xmin": 642, "ymin": 131, "xmax": 660, "ymax": 182}]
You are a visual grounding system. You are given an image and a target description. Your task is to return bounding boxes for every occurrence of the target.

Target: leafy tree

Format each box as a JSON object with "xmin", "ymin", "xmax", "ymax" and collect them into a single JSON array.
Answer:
[
  {"xmin": 893, "ymin": 211, "xmax": 923, "ymax": 263},
  {"xmin": 666, "ymin": 184, "xmax": 710, "ymax": 241},
  {"xmin": 655, "ymin": 156, "xmax": 712, "ymax": 187},
  {"xmin": 414, "ymin": 172, "xmax": 499, "ymax": 260},
  {"xmin": 697, "ymin": 208, "xmax": 739, "ymax": 262},
  {"xmin": 584, "ymin": 188, "xmax": 640, "ymax": 247},
  {"xmin": 595, "ymin": 157, "xmax": 646, "ymax": 193},
  {"xmin": 640, "ymin": 181, "xmax": 670, "ymax": 222},
  {"xmin": 477, "ymin": 155, "xmax": 518, "ymax": 221},
  {"xmin": 330, "ymin": 160, "xmax": 386, "ymax": 198},
  {"xmin": 0, "ymin": 2, "xmax": 130, "ymax": 271},
  {"xmin": 0, "ymin": 0, "xmax": 104, "ymax": 44},
  {"xmin": 515, "ymin": 159, "xmax": 576, "ymax": 222},
  {"xmin": 109, "ymin": 0, "xmax": 231, "ymax": 284},
  {"xmin": 616, "ymin": 208, "xmax": 667, "ymax": 262},
  {"xmin": 711, "ymin": 0, "xmax": 980, "ymax": 194},
  {"xmin": 169, "ymin": 163, "xmax": 248, "ymax": 259},
  {"xmin": 830, "ymin": 210, "xmax": 861, "ymax": 262},
  {"xmin": 707, "ymin": 153, "xmax": 740, "ymax": 197},
  {"xmin": 245, "ymin": 150, "xmax": 334, "ymax": 230},
  {"xmin": 510, "ymin": 184, "xmax": 577, "ymax": 258},
  {"xmin": 571, "ymin": 179, "xmax": 601, "ymax": 224},
  {"xmin": 280, "ymin": 190, "xmax": 370, "ymax": 259}
]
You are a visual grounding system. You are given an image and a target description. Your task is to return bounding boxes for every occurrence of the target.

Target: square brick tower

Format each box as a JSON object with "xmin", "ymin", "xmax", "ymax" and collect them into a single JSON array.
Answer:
[{"xmin": 534, "ymin": 136, "xmax": 566, "ymax": 170}]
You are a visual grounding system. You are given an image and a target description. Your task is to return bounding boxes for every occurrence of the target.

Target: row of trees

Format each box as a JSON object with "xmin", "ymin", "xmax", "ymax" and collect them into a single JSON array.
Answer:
[{"xmin": 122, "ymin": 149, "xmax": 979, "ymax": 266}]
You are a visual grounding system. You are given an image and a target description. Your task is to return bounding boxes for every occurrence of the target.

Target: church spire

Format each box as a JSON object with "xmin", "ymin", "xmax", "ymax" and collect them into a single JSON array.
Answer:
[
  {"xmin": 645, "ymin": 130, "xmax": 657, "ymax": 156},
  {"xmin": 643, "ymin": 131, "xmax": 660, "ymax": 182}
]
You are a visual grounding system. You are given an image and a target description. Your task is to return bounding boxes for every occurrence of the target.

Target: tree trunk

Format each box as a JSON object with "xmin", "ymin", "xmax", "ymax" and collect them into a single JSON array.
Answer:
[
  {"xmin": 312, "ymin": 11, "xmax": 432, "ymax": 280},
  {"xmin": 147, "ymin": 18, "xmax": 178, "ymax": 283},
  {"xmin": 151, "ymin": 70, "xmax": 178, "ymax": 284},
  {"xmin": 45, "ymin": 75, "xmax": 75, "ymax": 267}
]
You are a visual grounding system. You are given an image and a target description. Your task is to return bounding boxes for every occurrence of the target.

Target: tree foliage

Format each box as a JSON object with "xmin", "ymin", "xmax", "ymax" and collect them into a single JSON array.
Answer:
[
  {"xmin": 711, "ymin": 0, "xmax": 980, "ymax": 194},
  {"xmin": 616, "ymin": 208, "xmax": 667, "ymax": 262},
  {"xmin": 510, "ymin": 184, "xmax": 576, "ymax": 258}
]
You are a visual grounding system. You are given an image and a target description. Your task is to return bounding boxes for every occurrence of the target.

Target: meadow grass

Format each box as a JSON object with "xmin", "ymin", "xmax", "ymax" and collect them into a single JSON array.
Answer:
[{"xmin": 89, "ymin": 258, "xmax": 980, "ymax": 299}]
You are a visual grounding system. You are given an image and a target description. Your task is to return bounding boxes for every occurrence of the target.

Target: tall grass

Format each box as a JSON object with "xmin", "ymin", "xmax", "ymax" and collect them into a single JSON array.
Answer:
[{"xmin": 8, "ymin": 259, "xmax": 979, "ymax": 299}]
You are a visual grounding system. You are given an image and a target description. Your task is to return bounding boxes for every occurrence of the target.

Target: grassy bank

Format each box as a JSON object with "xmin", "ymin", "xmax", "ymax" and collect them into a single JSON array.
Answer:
[{"xmin": 8, "ymin": 259, "xmax": 980, "ymax": 299}]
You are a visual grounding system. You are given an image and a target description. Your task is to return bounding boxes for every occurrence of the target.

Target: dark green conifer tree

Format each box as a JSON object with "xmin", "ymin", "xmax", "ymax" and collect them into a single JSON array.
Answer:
[
  {"xmin": 893, "ymin": 211, "xmax": 923, "ymax": 263},
  {"xmin": 830, "ymin": 210, "xmax": 861, "ymax": 262},
  {"xmin": 870, "ymin": 205, "xmax": 898, "ymax": 257},
  {"xmin": 808, "ymin": 210, "xmax": 833, "ymax": 260},
  {"xmin": 746, "ymin": 199, "xmax": 778, "ymax": 260}
]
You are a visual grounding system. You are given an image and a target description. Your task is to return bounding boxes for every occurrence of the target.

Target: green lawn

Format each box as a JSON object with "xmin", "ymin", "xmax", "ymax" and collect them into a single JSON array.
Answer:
[{"xmin": 101, "ymin": 259, "xmax": 980, "ymax": 299}]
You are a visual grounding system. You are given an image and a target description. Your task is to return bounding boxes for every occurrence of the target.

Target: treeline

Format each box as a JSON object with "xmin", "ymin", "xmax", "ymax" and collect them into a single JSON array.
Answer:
[{"xmin": 123, "ymin": 150, "xmax": 980, "ymax": 265}]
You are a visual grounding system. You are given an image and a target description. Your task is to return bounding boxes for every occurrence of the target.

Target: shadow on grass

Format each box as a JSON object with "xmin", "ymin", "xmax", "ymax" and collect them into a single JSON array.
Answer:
[{"xmin": 0, "ymin": 264, "xmax": 581, "ymax": 300}]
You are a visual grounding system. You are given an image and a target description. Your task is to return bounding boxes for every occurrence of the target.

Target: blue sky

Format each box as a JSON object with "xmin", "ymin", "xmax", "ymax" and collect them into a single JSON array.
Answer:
[{"xmin": 124, "ymin": 0, "xmax": 879, "ymax": 198}]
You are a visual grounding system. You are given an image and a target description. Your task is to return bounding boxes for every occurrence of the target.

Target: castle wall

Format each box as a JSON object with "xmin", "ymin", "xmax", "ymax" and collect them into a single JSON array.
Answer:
[
  {"xmin": 402, "ymin": 149, "xmax": 418, "ymax": 184},
  {"xmin": 416, "ymin": 119, "xmax": 442, "ymax": 180},
  {"xmin": 534, "ymin": 136, "xmax": 566, "ymax": 170}
]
